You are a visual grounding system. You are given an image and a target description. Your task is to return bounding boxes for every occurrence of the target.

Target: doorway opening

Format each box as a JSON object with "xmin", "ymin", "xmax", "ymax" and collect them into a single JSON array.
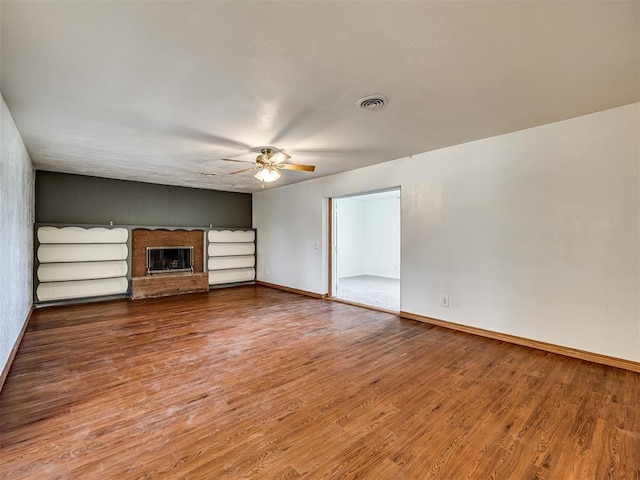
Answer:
[{"xmin": 330, "ymin": 188, "xmax": 401, "ymax": 312}]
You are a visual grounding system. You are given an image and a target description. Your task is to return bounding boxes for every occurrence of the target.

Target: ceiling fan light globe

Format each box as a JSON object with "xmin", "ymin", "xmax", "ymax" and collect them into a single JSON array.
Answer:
[{"xmin": 254, "ymin": 167, "xmax": 281, "ymax": 183}]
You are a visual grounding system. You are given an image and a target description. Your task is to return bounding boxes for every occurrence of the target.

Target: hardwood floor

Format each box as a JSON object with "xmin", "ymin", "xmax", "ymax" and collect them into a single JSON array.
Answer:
[{"xmin": 1, "ymin": 285, "xmax": 638, "ymax": 479}]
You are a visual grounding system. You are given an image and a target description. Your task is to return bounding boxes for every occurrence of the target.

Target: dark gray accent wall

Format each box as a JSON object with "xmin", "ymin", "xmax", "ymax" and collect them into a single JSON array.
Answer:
[{"xmin": 36, "ymin": 171, "xmax": 252, "ymax": 227}]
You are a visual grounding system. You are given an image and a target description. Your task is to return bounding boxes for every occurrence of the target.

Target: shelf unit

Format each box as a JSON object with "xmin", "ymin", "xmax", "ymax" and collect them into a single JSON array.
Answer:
[
  {"xmin": 35, "ymin": 226, "xmax": 129, "ymax": 303},
  {"xmin": 207, "ymin": 229, "xmax": 256, "ymax": 285}
]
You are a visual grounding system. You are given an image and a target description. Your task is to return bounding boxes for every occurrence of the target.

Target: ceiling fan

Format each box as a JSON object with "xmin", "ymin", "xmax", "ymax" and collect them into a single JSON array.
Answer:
[{"xmin": 206, "ymin": 148, "xmax": 316, "ymax": 185}]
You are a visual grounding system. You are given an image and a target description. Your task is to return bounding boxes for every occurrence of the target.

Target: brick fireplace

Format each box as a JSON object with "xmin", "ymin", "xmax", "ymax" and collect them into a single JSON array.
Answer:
[{"xmin": 130, "ymin": 229, "xmax": 209, "ymax": 299}]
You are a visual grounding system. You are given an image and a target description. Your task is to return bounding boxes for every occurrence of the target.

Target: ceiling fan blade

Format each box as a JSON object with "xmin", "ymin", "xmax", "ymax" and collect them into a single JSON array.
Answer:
[
  {"xmin": 279, "ymin": 163, "xmax": 315, "ymax": 172},
  {"xmin": 202, "ymin": 172, "xmax": 218, "ymax": 176},
  {"xmin": 221, "ymin": 158, "xmax": 255, "ymax": 164},
  {"xmin": 270, "ymin": 151, "xmax": 291, "ymax": 164},
  {"xmin": 230, "ymin": 167, "xmax": 257, "ymax": 175}
]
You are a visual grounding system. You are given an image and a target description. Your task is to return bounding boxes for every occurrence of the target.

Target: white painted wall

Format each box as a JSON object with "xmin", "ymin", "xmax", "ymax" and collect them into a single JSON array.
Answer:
[
  {"xmin": 253, "ymin": 103, "xmax": 640, "ymax": 362},
  {"xmin": 1, "ymin": 93, "xmax": 35, "ymax": 379},
  {"xmin": 336, "ymin": 198, "xmax": 366, "ymax": 278},
  {"xmin": 364, "ymin": 196, "xmax": 400, "ymax": 278},
  {"xmin": 336, "ymin": 194, "xmax": 400, "ymax": 279}
]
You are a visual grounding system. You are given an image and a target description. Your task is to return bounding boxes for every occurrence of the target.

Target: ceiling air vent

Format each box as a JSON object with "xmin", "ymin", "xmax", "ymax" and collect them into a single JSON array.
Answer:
[{"xmin": 357, "ymin": 95, "xmax": 388, "ymax": 110}]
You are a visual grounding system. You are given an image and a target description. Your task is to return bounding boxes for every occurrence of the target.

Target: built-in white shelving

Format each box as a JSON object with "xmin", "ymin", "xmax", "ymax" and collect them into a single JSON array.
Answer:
[
  {"xmin": 207, "ymin": 229, "xmax": 256, "ymax": 285},
  {"xmin": 36, "ymin": 226, "xmax": 129, "ymax": 302}
]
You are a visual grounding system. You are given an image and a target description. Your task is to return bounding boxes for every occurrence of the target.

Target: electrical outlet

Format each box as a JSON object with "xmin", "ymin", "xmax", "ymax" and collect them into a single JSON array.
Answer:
[
  {"xmin": 265, "ymin": 269, "xmax": 269, "ymax": 277},
  {"xmin": 441, "ymin": 295, "xmax": 449, "ymax": 308}
]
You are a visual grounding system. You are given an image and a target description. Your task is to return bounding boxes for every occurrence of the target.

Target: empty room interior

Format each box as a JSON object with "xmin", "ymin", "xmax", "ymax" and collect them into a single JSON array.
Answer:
[{"xmin": 1, "ymin": 1, "xmax": 639, "ymax": 478}]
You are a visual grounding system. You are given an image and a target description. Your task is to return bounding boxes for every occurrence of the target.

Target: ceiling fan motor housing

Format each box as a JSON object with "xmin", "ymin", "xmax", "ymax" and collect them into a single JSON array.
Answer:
[{"xmin": 257, "ymin": 148, "xmax": 275, "ymax": 165}]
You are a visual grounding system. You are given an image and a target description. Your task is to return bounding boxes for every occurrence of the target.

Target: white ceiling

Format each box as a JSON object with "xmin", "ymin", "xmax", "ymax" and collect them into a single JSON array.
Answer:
[{"xmin": 1, "ymin": 1, "xmax": 638, "ymax": 194}]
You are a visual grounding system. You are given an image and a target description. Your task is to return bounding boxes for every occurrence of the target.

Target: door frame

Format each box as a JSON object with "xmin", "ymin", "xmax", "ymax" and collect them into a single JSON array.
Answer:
[{"xmin": 328, "ymin": 187, "xmax": 401, "ymax": 300}]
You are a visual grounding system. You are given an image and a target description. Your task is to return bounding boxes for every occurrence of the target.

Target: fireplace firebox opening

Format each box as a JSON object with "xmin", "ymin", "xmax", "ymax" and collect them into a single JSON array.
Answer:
[{"xmin": 146, "ymin": 246, "xmax": 194, "ymax": 275}]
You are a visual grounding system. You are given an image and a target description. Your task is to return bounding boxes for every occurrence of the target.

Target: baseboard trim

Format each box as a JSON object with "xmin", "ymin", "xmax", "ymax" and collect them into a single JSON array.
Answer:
[
  {"xmin": 0, "ymin": 305, "xmax": 34, "ymax": 392},
  {"xmin": 256, "ymin": 280, "xmax": 326, "ymax": 299},
  {"xmin": 400, "ymin": 311, "xmax": 640, "ymax": 373}
]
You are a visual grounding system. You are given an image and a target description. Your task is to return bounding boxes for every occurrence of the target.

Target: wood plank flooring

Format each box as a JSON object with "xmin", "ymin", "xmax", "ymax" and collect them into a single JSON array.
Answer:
[{"xmin": 1, "ymin": 285, "xmax": 638, "ymax": 479}]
